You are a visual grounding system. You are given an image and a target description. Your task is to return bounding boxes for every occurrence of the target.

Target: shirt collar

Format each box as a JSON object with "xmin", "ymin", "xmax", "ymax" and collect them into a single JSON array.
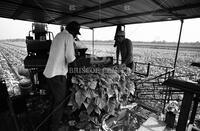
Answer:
[{"xmin": 63, "ymin": 29, "xmax": 68, "ymax": 33}]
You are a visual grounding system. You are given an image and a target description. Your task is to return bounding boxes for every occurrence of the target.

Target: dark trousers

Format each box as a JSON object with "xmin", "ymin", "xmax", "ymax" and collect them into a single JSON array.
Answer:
[
  {"xmin": 126, "ymin": 61, "xmax": 134, "ymax": 69},
  {"xmin": 46, "ymin": 75, "xmax": 69, "ymax": 131}
]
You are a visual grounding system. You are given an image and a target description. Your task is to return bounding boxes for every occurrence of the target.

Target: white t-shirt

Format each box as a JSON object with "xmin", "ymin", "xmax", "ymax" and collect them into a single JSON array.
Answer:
[{"xmin": 43, "ymin": 30, "xmax": 75, "ymax": 78}]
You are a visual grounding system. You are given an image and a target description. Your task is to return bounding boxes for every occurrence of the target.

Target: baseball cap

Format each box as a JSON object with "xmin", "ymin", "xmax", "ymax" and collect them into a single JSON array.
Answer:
[{"xmin": 66, "ymin": 21, "xmax": 81, "ymax": 35}]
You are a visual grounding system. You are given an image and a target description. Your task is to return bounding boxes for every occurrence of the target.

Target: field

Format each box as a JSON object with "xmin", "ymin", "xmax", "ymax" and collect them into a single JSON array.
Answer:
[
  {"xmin": 79, "ymin": 40, "xmax": 200, "ymax": 81},
  {"xmin": 1, "ymin": 39, "xmax": 200, "ymax": 83}
]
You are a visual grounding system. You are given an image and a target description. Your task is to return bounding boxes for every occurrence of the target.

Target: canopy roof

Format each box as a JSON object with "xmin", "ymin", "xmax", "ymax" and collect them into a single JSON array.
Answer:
[{"xmin": 0, "ymin": 0, "xmax": 200, "ymax": 28}]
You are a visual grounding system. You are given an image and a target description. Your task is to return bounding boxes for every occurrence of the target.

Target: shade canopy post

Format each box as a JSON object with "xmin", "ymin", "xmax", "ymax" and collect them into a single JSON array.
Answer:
[
  {"xmin": 173, "ymin": 19, "xmax": 184, "ymax": 74},
  {"xmin": 92, "ymin": 28, "xmax": 94, "ymax": 56}
]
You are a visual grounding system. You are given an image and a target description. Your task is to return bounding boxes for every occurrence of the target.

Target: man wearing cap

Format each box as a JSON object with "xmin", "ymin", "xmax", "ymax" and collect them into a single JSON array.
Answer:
[
  {"xmin": 43, "ymin": 21, "xmax": 81, "ymax": 131},
  {"xmin": 115, "ymin": 31, "xmax": 134, "ymax": 69}
]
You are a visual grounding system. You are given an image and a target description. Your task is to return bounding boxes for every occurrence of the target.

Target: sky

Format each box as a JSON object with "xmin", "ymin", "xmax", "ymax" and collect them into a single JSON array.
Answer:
[{"xmin": 0, "ymin": 17, "xmax": 200, "ymax": 42}]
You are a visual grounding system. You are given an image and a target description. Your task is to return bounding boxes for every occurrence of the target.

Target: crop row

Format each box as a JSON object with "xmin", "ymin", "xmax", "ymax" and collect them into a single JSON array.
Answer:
[{"xmin": 0, "ymin": 43, "xmax": 27, "ymax": 96}]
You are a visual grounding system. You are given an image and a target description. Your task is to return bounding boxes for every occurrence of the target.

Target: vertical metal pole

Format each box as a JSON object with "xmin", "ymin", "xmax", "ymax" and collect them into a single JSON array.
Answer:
[
  {"xmin": 176, "ymin": 92, "xmax": 193, "ymax": 131},
  {"xmin": 146, "ymin": 63, "xmax": 150, "ymax": 76},
  {"xmin": 173, "ymin": 20, "xmax": 184, "ymax": 71},
  {"xmin": 189, "ymin": 95, "xmax": 199, "ymax": 124},
  {"xmin": 92, "ymin": 28, "xmax": 94, "ymax": 56}
]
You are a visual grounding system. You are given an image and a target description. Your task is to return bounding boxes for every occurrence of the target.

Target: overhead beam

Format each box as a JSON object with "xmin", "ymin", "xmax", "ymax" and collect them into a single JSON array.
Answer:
[
  {"xmin": 83, "ymin": 14, "xmax": 200, "ymax": 29},
  {"xmin": 3, "ymin": 0, "xmax": 62, "ymax": 15},
  {"xmin": 11, "ymin": 0, "xmax": 26, "ymax": 19},
  {"xmin": 82, "ymin": 2, "xmax": 200, "ymax": 26},
  {"xmin": 47, "ymin": 0, "xmax": 135, "ymax": 23},
  {"xmin": 150, "ymin": 0, "xmax": 182, "ymax": 19},
  {"xmin": 82, "ymin": 10, "xmax": 164, "ymax": 25},
  {"xmin": 2, "ymin": 0, "xmax": 97, "ymax": 23},
  {"xmin": 11, "ymin": 0, "xmax": 45, "ymax": 19},
  {"xmin": 75, "ymin": 0, "xmax": 135, "ymax": 15}
]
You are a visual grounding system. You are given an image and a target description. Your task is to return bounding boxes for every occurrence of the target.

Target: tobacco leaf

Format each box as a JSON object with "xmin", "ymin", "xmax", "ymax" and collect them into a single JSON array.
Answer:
[
  {"xmin": 106, "ymin": 97, "xmax": 118, "ymax": 115},
  {"xmin": 100, "ymin": 77, "xmax": 109, "ymax": 87},
  {"xmin": 68, "ymin": 94, "xmax": 75, "ymax": 106},
  {"xmin": 94, "ymin": 107, "xmax": 101, "ymax": 115},
  {"xmin": 87, "ymin": 102, "xmax": 95, "ymax": 115},
  {"xmin": 95, "ymin": 97, "xmax": 106, "ymax": 109},
  {"xmin": 79, "ymin": 111, "xmax": 89, "ymax": 121},
  {"xmin": 126, "ymin": 81, "xmax": 135, "ymax": 95},
  {"xmin": 106, "ymin": 87, "xmax": 114, "ymax": 98},
  {"xmin": 88, "ymin": 81, "xmax": 97, "ymax": 90},
  {"xmin": 71, "ymin": 76, "xmax": 79, "ymax": 84},
  {"xmin": 85, "ymin": 89, "xmax": 92, "ymax": 98},
  {"xmin": 83, "ymin": 101, "xmax": 89, "ymax": 109},
  {"xmin": 89, "ymin": 116, "xmax": 100, "ymax": 126},
  {"xmin": 117, "ymin": 109, "xmax": 127, "ymax": 122},
  {"xmin": 75, "ymin": 90, "xmax": 86, "ymax": 107}
]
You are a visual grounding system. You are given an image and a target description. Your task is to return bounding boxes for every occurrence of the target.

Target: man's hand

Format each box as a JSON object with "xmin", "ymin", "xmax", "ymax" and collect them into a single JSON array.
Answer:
[
  {"xmin": 114, "ymin": 62, "xmax": 119, "ymax": 66},
  {"xmin": 69, "ymin": 59, "xmax": 77, "ymax": 68},
  {"xmin": 121, "ymin": 63, "xmax": 126, "ymax": 67}
]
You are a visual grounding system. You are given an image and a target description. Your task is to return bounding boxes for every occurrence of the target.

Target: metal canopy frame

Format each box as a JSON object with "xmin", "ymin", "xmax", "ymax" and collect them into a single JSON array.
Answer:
[{"xmin": 0, "ymin": 0, "xmax": 200, "ymax": 28}]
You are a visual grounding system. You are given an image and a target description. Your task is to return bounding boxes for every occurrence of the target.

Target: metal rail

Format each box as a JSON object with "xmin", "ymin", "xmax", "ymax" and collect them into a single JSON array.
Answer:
[{"xmin": 133, "ymin": 62, "xmax": 177, "ymax": 113}]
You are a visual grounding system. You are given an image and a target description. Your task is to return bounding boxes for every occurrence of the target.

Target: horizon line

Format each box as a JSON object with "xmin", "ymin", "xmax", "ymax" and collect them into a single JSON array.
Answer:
[{"xmin": 0, "ymin": 38, "xmax": 199, "ymax": 44}]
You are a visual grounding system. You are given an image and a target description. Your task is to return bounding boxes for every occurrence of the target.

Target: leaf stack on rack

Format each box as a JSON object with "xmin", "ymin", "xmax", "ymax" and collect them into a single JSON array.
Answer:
[{"xmin": 67, "ymin": 65, "xmax": 136, "ymax": 130}]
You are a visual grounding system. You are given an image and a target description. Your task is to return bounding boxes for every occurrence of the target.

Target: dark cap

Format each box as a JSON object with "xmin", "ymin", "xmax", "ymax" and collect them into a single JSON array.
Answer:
[{"xmin": 66, "ymin": 21, "xmax": 81, "ymax": 35}]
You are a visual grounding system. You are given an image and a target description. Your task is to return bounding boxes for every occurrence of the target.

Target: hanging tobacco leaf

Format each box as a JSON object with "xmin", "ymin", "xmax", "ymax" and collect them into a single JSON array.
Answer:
[
  {"xmin": 91, "ymin": 89, "xmax": 99, "ymax": 98},
  {"xmin": 88, "ymin": 80, "xmax": 97, "ymax": 90},
  {"xmin": 100, "ymin": 77, "xmax": 110, "ymax": 87},
  {"xmin": 113, "ymin": 86, "xmax": 119, "ymax": 103},
  {"xmin": 87, "ymin": 101, "xmax": 95, "ymax": 115},
  {"xmin": 89, "ymin": 116, "xmax": 100, "ymax": 126},
  {"xmin": 99, "ymin": 87, "xmax": 106, "ymax": 98},
  {"xmin": 95, "ymin": 97, "xmax": 106, "ymax": 109},
  {"xmin": 119, "ymin": 79, "xmax": 127, "ymax": 93},
  {"xmin": 75, "ymin": 75, "xmax": 85, "ymax": 86},
  {"xmin": 83, "ymin": 101, "xmax": 89, "ymax": 109},
  {"xmin": 76, "ymin": 121, "xmax": 90, "ymax": 129},
  {"xmin": 79, "ymin": 110, "xmax": 89, "ymax": 121},
  {"xmin": 106, "ymin": 78, "xmax": 114, "ymax": 85},
  {"xmin": 70, "ymin": 65, "xmax": 138, "ymax": 130},
  {"xmin": 71, "ymin": 84, "xmax": 79, "ymax": 92},
  {"xmin": 106, "ymin": 97, "xmax": 118, "ymax": 115},
  {"xmin": 68, "ymin": 93, "xmax": 75, "ymax": 106},
  {"xmin": 86, "ymin": 97, "xmax": 92, "ymax": 103},
  {"xmin": 126, "ymin": 81, "xmax": 135, "ymax": 95},
  {"xmin": 75, "ymin": 89, "xmax": 86, "ymax": 107},
  {"xmin": 71, "ymin": 76, "xmax": 79, "ymax": 84},
  {"xmin": 85, "ymin": 89, "xmax": 92, "ymax": 98},
  {"xmin": 117, "ymin": 109, "xmax": 127, "ymax": 122},
  {"xmin": 106, "ymin": 87, "xmax": 114, "ymax": 98},
  {"xmin": 94, "ymin": 107, "xmax": 101, "ymax": 115}
]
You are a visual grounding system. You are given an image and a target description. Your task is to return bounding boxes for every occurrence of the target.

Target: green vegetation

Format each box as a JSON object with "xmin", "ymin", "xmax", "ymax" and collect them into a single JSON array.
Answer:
[{"xmin": 80, "ymin": 40, "xmax": 200, "ymax": 81}]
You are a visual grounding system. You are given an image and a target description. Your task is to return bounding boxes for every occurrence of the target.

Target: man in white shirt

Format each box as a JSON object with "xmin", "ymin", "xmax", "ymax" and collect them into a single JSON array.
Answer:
[{"xmin": 43, "ymin": 21, "xmax": 81, "ymax": 131}]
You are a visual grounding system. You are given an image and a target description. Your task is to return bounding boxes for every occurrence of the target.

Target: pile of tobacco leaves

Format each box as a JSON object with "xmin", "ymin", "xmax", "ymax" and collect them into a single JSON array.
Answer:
[{"xmin": 66, "ymin": 65, "xmax": 146, "ymax": 131}]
